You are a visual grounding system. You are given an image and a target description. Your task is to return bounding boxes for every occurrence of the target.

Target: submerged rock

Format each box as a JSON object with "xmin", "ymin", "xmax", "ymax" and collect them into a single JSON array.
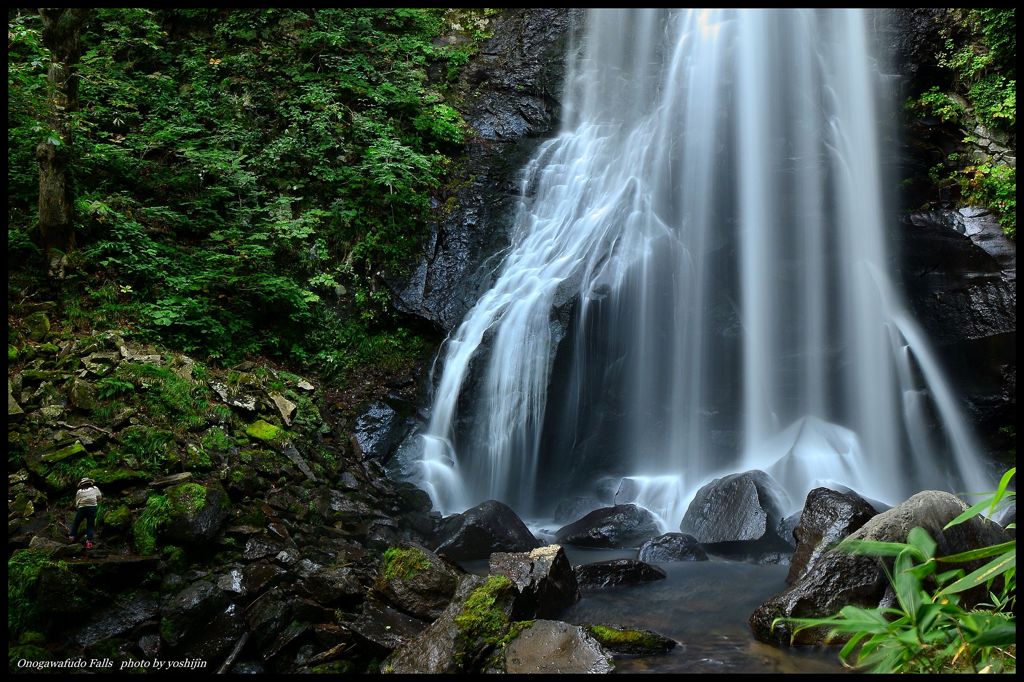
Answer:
[
  {"xmin": 434, "ymin": 500, "xmax": 540, "ymax": 561},
  {"xmin": 750, "ymin": 490, "xmax": 1011, "ymax": 645},
  {"xmin": 574, "ymin": 559, "xmax": 666, "ymax": 590},
  {"xmin": 554, "ymin": 504, "xmax": 660, "ymax": 549},
  {"xmin": 502, "ymin": 620, "xmax": 613, "ymax": 674},
  {"xmin": 488, "ymin": 544, "xmax": 579, "ymax": 618},
  {"xmin": 638, "ymin": 533, "xmax": 707, "ymax": 563},
  {"xmin": 787, "ymin": 487, "xmax": 877, "ymax": 585}
]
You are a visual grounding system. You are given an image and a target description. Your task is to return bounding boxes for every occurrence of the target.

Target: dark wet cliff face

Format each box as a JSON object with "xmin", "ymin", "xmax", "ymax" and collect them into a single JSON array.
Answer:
[{"xmin": 387, "ymin": 9, "xmax": 583, "ymax": 332}]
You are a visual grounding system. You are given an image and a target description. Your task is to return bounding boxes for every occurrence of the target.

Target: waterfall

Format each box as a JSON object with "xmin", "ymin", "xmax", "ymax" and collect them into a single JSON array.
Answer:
[{"xmin": 415, "ymin": 9, "xmax": 993, "ymax": 524}]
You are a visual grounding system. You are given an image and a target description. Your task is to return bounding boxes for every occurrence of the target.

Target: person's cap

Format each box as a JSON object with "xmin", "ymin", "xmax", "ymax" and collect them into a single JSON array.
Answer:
[{"xmin": 79, "ymin": 477, "xmax": 95, "ymax": 486}]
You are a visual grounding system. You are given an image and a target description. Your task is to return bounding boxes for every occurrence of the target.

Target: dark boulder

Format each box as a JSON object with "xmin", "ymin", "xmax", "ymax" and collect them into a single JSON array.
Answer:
[
  {"xmin": 638, "ymin": 533, "xmax": 707, "ymax": 563},
  {"xmin": 554, "ymin": 504, "xmax": 660, "ymax": 549},
  {"xmin": 297, "ymin": 564, "xmax": 365, "ymax": 607},
  {"xmin": 584, "ymin": 624, "xmax": 676, "ymax": 657},
  {"xmin": 373, "ymin": 545, "xmax": 463, "ymax": 620},
  {"xmin": 354, "ymin": 401, "xmax": 413, "ymax": 462},
  {"xmin": 488, "ymin": 544, "xmax": 579, "ymax": 618},
  {"xmin": 160, "ymin": 579, "xmax": 230, "ymax": 650},
  {"xmin": 502, "ymin": 620, "xmax": 613, "ymax": 674},
  {"xmin": 434, "ymin": 500, "xmax": 540, "ymax": 561},
  {"xmin": 72, "ymin": 593, "xmax": 159, "ymax": 647},
  {"xmin": 787, "ymin": 487, "xmax": 878, "ymax": 585},
  {"xmin": 750, "ymin": 490, "xmax": 1011, "ymax": 645},
  {"xmin": 680, "ymin": 470, "xmax": 788, "ymax": 544},
  {"xmin": 574, "ymin": 559, "xmax": 666, "ymax": 590},
  {"xmin": 344, "ymin": 597, "xmax": 430, "ymax": 655}
]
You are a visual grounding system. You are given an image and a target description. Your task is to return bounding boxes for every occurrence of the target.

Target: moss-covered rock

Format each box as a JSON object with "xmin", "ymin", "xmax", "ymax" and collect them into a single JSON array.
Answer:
[
  {"xmin": 25, "ymin": 312, "xmax": 50, "ymax": 342},
  {"xmin": 163, "ymin": 482, "xmax": 230, "ymax": 545},
  {"xmin": 381, "ymin": 546, "xmax": 432, "ymax": 581},
  {"xmin": 453, "ymin": 575, "xmax": 518, "ymax": 659},
  {"xmin": 374, "ymin": 546, "xmax": 462, "ymax": 621},
  {"xmin": 69, "ymin": 377, "xmax": 100, "ymax": 411},
  {"xmin": 9, "ymin": 344, "xmax": 20, "ymax": 362},
  {"xmin": 40, "ymin": 440, "xmax": 87, "ymax": 463},
  {"xmin": 245, "ymin": 419, "xmax": 283, "ymax": 442},
  {"xmin": 101, "ymin": 504, "xmax": 133, "ymax": 531},
  {"xmin": 584, "ymin": 624, "xmax": 676, "ymax": 656}
]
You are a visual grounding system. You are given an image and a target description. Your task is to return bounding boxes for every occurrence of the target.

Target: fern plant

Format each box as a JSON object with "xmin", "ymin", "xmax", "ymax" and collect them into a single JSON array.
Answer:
[{"xmin": 777, "ymin": 468, "xmax": 1016, "ymax": 673}]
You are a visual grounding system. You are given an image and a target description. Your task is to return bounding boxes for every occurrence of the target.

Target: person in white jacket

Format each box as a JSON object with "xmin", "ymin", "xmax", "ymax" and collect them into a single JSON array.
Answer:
[{"xmin": 69, "ymin": 477, "xmax": 102, "ymax": 549}]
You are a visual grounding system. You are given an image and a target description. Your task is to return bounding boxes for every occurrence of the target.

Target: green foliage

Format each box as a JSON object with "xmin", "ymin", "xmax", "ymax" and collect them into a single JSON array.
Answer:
[
  {"xmin": 200, "ymin": 427, "xmax": 231, "ymax": 453},
  {"xmin": 132, "ymin": 494, "xmax": 170, "ymax": 554},
  {"xmin": 905, "ymin": 86, "xmax": 964, "ymax": 124},
  {"xmin": 8, "ymin": 551, "xmax": 55, "ymax": 633},
  {"xmin": 96, "ymin": 376, "xmax": 135, "ymax": 399},
  {"xmin": 909, "ymin": 9, "xmax": 1016, "ymax": 238},
  {"xmin": 956, "ymin": 163, "xmax": 1016, "ymax": 239},
  {"xmin": 778, "ymin": 469, "xmax": 1016, "ymax": 674},
  {"xmin": 380, "ymin": 546, "xmax": 432, "ymax": 581},
  {"xmin": 167, "ymin": 482, "xmax": 207, "ymax": 516},
  {"xmin": 8, "ymin": 8, "xmax": 482, "ymax": 377}
]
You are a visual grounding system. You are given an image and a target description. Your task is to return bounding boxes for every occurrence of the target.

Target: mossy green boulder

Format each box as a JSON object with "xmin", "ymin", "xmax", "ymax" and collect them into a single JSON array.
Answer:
[
  {"xmin": 162, "ymin": 482, "xmax": 231, "ymax": 544},
  {"xmin": 245, "ymin": 419, "xmax": 283, "ymax": 442}
]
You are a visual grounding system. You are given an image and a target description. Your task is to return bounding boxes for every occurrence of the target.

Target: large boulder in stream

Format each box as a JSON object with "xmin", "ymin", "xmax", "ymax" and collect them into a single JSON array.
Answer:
[
  {"xmin": 638, "ymin": 532, "xmax": 708, "ymax": 563},
  {"xmin": 433, "ymin": 500, "xmax": 540, "ymax": 561},
  {"xmin": 489, "ymin": 544, "xmax": 579, "ymax": 618},
  {"xmin": 574, "ymin": 559, "xmax": 666, "ymax": 590},
  {"xmin": 786, "ymin": 487, "xmax": 878, "ymax": 585},
  {"xmin": 750, "ymin": 490, "xmax": 1011, "ymax": 645},
  {"xmin": 554, "ymin": 504, "xmax": 660, "ymax": 549},
  {"xmin": 679, "ymin": 470, "xmax": 792, "ymax": 560}
]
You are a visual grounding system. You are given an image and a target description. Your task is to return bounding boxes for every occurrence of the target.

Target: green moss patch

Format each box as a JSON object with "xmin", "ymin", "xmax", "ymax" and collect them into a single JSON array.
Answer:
[
  {"xmin": 101, "ymin": 505, "xmax": 132, "ymax": 529},
  {"xmin": 585, "ymin": 624, "xmax": 675, "ymax": 656},
  {"xmin": 41, "ymin": 440, "xmax": 87, "ymax": 463},
  {"xmin": 454, "ymin": 575, "xmax": 516, "ymax": 654},
  {"xmin": 168, "ymin": 482, "xmax": 207, "ymax": 516},
  {"xmin": 381, "ymin": 546, "xmax": 432, "ymax": 581},
  {"xmin": 245, "ymin": 419, "xmax": 283, "ymax": 442}
]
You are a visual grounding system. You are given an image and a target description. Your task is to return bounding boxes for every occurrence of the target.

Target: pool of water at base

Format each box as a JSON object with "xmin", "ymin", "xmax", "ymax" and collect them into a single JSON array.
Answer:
[{"xmin": 556, "ymin": 547, "xmax": 846, "ymax": 674}]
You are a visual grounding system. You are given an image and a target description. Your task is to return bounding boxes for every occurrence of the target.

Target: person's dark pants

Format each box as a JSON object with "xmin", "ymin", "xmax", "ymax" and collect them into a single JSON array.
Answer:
[{"xmin": 70, "ymin": 506, "xmax": 98, "ymax": 541}]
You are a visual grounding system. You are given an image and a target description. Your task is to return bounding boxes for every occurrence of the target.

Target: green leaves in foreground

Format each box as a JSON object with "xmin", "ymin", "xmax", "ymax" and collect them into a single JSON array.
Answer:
[{"xmin": 775, "ymin": 468, "xmax": 1016, "ymax": 673}]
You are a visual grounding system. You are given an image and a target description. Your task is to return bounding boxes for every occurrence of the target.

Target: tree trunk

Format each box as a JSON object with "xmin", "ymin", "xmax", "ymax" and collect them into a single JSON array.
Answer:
[{"xmin": 35, "ymin": 8, "xmax": 88, "ymax": 272}]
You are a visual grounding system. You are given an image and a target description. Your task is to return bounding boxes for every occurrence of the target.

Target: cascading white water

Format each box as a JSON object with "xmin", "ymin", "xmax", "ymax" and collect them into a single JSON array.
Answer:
[{"xmin": 415, "ymin": 9, "xmax": 993, "ymax": 526}]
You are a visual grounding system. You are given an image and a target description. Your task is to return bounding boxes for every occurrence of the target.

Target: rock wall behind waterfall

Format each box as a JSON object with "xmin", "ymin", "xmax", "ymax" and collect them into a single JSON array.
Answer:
[{"xmin": 387, "ymin": 9, "xmax": 583, "ymax": 332}]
